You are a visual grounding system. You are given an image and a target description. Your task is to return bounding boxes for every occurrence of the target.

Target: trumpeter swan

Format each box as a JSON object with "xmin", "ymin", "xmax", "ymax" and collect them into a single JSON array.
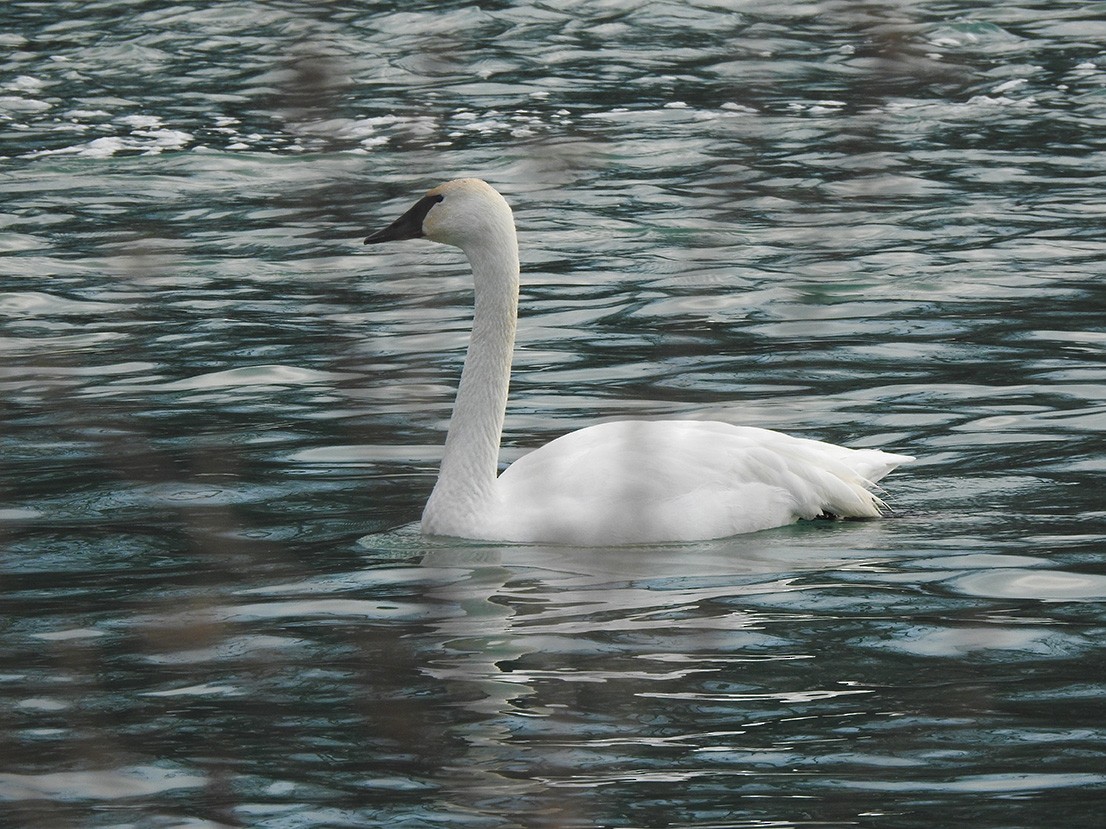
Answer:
[{"xmin": 363, "ymin": 178, "xmax": 911, "ymax": 545}]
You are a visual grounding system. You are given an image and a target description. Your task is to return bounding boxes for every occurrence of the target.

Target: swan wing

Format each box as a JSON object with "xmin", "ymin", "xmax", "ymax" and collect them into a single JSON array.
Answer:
[{"xmin": 490, "ymin": 420, "xmax": 911, "ymax": 544}]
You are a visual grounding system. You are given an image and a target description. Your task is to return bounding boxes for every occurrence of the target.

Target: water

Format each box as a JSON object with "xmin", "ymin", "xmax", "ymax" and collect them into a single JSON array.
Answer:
[{"xmin": 2, "ymin": 1, "xmax": 1105, "ymax": 826}]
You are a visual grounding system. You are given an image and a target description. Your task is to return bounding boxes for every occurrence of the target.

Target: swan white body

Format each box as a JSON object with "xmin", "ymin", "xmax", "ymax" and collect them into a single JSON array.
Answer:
[{"xmin": 364, "ymin": 179, "xmax": 912, "ymax": 545}]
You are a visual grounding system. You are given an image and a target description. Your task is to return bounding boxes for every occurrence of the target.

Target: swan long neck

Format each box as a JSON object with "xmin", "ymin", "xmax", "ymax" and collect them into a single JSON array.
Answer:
[{"xmin": 423, "ymin": 228, "xmax": 520, "ymax": 532}]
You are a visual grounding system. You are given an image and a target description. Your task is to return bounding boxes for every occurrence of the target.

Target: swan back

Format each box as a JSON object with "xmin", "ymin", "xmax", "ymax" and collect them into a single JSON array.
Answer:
[{"xmin": 489, "ymin": 421, "xmax": 911, "ymax": 544}]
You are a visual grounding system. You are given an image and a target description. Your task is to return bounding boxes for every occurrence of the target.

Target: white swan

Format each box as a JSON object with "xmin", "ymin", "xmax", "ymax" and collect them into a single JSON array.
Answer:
[{"xmin": 364, "ymin": 178, "xmax": 912, "ymax": 545}]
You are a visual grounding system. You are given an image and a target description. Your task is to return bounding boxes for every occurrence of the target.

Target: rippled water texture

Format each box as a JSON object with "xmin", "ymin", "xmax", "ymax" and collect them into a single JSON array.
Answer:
[{"xmin": 2, "ymin": 1, "xmax": 1105, "ymax": 827}]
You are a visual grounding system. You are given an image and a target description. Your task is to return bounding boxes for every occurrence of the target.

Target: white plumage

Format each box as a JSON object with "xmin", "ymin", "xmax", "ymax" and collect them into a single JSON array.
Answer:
[{"xmin": 364, "ymin": 178, "xmax": 912, "ymax": 545}]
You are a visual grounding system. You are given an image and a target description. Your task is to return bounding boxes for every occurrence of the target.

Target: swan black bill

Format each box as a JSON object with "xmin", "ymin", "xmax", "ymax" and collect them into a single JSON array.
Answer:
[{"xmin": 363, "ymin": 193, "xmax": 443, "ymax": 244}]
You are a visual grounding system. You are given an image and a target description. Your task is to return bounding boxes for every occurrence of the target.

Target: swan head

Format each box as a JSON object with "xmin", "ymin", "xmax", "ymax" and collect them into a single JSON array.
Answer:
[{"xmin": 363, "ymin": 178, "xmax": 514, "ymax": 252}]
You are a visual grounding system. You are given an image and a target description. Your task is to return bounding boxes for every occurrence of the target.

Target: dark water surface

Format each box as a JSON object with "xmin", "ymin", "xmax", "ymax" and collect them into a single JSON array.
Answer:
[{"xmin": 3, "ymin": 1, "xmax": 1106, "ymax": 827}]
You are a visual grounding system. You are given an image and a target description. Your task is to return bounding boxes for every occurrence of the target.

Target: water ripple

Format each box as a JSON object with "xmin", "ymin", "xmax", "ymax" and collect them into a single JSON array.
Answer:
[{"xmin": 3, "ymin": 1, "xmax": 1105, "ymax": 827}]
